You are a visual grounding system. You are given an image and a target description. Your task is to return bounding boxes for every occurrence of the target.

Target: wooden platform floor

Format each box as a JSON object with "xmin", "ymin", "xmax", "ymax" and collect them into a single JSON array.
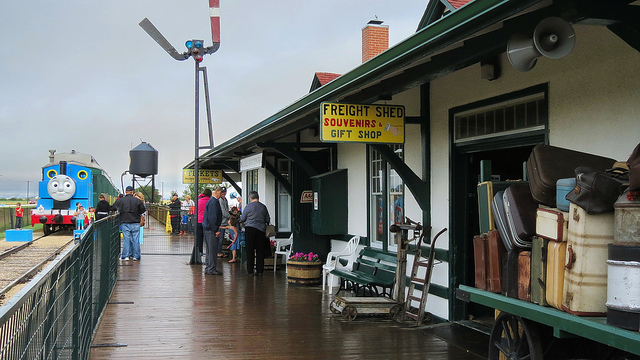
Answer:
[{"xmin": 90, "ymin": 222, "xmax": 488, "ymax": 359}]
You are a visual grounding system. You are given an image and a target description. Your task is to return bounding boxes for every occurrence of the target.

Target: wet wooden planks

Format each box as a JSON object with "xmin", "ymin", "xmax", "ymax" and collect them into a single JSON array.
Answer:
[{"xmin": 90, "ymin": 235, "xmax": 486, "ymax": 359}]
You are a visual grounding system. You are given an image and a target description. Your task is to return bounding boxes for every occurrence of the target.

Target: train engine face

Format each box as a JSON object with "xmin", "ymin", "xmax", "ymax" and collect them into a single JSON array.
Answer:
[
  {"xmin": 47, "ymin": 174, "xmax": 77, "ymax": 201},
  {"xmin": 32, "ymin": 161, "xmax": 94, "ymax": 234}
]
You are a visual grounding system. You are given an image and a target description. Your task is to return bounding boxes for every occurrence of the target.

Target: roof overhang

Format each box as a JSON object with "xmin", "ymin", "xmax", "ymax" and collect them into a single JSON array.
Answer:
[{"xmin": 186, "ymin": 0, "xmax": 640, "ymax": 171}]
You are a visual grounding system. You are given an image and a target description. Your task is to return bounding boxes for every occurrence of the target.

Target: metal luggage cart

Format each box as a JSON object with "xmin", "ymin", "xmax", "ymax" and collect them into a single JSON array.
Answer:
[
  {"xmin": 329, "ymin": 219, "xmax": 447, "ymax": 324},
  {"xmin": 400, "ymin": 227, "xmax": 447, "ymax": 325},
  {"xmin": 330, "ymin": 296, "xmax": 403, "ymax": 321}
]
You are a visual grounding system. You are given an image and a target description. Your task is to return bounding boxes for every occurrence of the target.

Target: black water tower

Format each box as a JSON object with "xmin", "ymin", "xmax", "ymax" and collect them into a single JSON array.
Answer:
[{"xmin": 129, "ymin": 142, "xmax": 158, "ymax": 177}]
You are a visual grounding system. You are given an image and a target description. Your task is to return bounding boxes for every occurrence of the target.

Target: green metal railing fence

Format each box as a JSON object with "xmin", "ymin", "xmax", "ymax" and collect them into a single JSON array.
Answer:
[{"xmin": 0, "ymin": 216, "xmax": 121, "ymax": 360}]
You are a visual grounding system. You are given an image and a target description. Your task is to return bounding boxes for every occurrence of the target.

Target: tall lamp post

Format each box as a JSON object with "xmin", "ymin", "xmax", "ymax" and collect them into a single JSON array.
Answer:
[{"xmin": 139, "ymin": 1, "xmax": 220, "ymax": 265}]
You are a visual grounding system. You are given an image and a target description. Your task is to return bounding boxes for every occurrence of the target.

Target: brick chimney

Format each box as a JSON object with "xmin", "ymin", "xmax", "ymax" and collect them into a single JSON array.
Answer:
[{"xmin": 362, "ymin": 18, "xmax": 389, "ymax": 63}]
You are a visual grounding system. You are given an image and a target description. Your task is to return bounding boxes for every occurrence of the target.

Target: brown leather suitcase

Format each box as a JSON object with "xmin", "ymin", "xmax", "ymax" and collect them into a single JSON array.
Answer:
[
  {"xmin": 518, "ymin": 251, "xmax": 532, "ymax": 301},
  {"xmin": 526, "ymin": 144, "xmax": 616, "ymax": 207},
  {"xmin": 486, "ymin": 229, "xmax": 505, "ymax": 293},
  {"xmin": 473, "ymin": 234, "xmax": 487, "ymax": 290}
]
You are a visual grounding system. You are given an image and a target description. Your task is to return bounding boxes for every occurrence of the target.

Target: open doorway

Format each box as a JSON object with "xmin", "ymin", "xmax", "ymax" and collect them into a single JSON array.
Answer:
[{"xmin": 449, "ymin": 140, "xmax": 543, "ymax": 322}]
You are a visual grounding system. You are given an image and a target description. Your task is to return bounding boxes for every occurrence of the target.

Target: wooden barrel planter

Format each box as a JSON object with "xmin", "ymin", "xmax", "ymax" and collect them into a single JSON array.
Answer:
[{"xmin": 286, "ymin": 261, "xmax": 322, "ymax": 285}]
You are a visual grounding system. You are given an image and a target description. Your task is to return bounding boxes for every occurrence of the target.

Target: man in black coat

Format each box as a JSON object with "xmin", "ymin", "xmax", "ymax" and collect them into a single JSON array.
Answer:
[{"xmin": 202, "ymin": 186, "xmax": 223, "ymax": 275}]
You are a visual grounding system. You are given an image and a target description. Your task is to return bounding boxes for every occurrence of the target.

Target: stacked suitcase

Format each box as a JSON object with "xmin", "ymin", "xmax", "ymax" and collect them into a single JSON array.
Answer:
[
  {"xmin": 562, "ymin": 203, "xmax": 614, "ymax": 316},
  {"xmin": 473, "ymin": 230, "xmax": 505, "ymax": 293},
  {"xmin": 473, "ymin": 144, "xmax": 623, "ymax": 318},
  {"xmin": 535, "ymin": 207, "xmax": 569, "ymax": 309},
  {"xmin": 473, "ymin": 161, "xmax": 515, "ymax": 294}
]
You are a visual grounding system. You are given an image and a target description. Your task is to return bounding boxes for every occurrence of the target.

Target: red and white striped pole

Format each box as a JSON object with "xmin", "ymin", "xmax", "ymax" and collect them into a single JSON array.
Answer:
[{"xmin": 209, "ymin": 0, "xmax": 220, "ymax": 47}]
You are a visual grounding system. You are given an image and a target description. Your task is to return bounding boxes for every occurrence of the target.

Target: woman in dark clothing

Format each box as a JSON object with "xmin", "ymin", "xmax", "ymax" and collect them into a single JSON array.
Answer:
[
  {"xmin": 95, "ymin": 193, "xmax": 111, "ymax": 220},
  {"xmin": 169, "ymin": 193, "xmax": 182, "ymax": 234}
]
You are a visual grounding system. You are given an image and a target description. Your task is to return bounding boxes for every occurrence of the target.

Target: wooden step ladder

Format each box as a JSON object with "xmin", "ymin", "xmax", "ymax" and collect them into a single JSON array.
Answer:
[{"xmin": 402, "ymin": 228, "xmax": 447, "ymax": 325}]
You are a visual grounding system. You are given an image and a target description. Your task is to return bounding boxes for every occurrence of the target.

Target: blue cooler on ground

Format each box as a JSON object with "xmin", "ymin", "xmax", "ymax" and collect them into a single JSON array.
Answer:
[
  {"xmin": 556, "ymin": 178, "xmax": 576, "ymax": 212},
  {"xmin": 5, "ymin": 229, "xmax": 33, "ymax": 242}
]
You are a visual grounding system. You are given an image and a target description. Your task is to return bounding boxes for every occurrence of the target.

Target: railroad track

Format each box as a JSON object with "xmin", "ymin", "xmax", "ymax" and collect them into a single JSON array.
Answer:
[{"xmin": 0, "ymin": 233, "xmax": 74, "ymax": 305}]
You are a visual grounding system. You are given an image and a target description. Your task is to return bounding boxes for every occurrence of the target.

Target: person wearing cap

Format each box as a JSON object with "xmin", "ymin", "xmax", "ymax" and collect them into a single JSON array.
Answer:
[
  {"xmin": 111, "ymin": 186, "xmax": 146, "ymax": 261},
  {"xmin": 217, "ymin": 186, "xmax": 230, "ymax": 258},
  {"xmin": 168, "ymin": 193, "xmax": 182, "ymax": 235},
  {"xmin": 203, "ymin": 185, "xmax": 223, "ymax": 275}
]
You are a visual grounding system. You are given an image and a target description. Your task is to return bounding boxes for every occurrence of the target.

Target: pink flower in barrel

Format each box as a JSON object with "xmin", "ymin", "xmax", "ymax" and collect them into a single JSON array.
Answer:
[{"xmin": 289, "ymin": 252, "xmax": 320, "ymax": 262}]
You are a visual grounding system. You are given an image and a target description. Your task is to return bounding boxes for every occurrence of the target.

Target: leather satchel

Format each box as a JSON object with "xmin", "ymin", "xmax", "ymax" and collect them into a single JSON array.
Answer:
[
  {"xmin": 565, "ymin": 166, "xmax": 628, "ymax": 214},
  {"xmin": 265, "ymin": 224, "xmax": 276, "ymax": 238}
]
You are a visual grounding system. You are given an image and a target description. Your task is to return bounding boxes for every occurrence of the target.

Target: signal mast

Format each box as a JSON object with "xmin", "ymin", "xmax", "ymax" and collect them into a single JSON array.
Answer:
[{"xmin": 139, "ymin": 0, "xmax": 220, "ymax": 265}]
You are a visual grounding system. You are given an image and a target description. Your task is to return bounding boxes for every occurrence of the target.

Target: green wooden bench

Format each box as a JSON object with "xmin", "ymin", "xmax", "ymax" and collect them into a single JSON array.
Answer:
[{"xmin": 330, "ymin": 247, "xmax": 397, "ymax": 298}]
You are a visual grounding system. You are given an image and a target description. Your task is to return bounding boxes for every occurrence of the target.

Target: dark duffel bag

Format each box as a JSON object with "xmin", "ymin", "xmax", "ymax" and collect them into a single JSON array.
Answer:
[
  {"xmin": 526, "ymin": 144, "xmax": 616, "ymax": 207},
  {"xmin": 565, "ymin": 166, "xmax": 628, "ymax": 214}
]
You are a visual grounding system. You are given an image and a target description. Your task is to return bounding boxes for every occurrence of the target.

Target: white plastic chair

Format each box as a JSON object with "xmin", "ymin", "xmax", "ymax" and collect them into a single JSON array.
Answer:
[
  {"xmin": 322, "ymin": 236, "xmax": 360, "ymax": 291},
  {"xmin": 273, "ymin": 234, "xmax": 294, "ymax": 273}
]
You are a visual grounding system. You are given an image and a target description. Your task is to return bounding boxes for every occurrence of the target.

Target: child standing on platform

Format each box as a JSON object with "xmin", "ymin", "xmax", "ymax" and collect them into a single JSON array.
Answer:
[
  {"xmin": 74, "ymin": 205, "xmax": 87, "ymax": 230},
  {"xmin": 15, "ymin": 203, "xmax": 23, "ymax": 230},
  {"xmin": 226, "ymin": 206, "xmax": 241, "ymax": 263}
]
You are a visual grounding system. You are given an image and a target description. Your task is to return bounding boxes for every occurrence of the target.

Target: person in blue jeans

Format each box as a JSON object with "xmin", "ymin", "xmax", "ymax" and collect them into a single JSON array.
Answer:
[{"xmin": 111, "ymin": 186, "xmax": 146, "ymax": 261}]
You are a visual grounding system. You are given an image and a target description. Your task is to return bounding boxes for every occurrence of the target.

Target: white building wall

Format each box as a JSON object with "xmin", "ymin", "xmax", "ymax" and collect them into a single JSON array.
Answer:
[
  {"xmin": 261, "ymin": 167, "xmax": 277, "ymax": 223},
  {"xmin": 427, "ymin": 24, "xmax": 640, "ymax": 320},
  {"xmin": 338, "ymin": 143, "xmax": 368, "ymax": 237}
]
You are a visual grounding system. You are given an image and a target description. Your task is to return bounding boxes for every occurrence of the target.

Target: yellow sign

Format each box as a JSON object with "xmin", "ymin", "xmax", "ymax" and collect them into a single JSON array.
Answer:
[
  {"xmin": 320, "ymin": 102, "xmax": 405, "ymax": 143},
  {"xmin": 182, "ymin": 169, "xmax": 222, "ymax": 184}
]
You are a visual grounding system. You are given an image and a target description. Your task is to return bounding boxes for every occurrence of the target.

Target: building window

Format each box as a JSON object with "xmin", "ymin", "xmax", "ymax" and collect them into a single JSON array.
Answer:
[
  {"xmin": 276, "ymin": 159, "xmax": 291, "ymax": 232},
  {"xmin": 246, "ymin": 169, "xmax": 258, "ymax": 198},
  {"xmin": 454, "ymin": 92, "xmax": 546, "ymax": 143},
  {"xmin": 369, "ymin": 144, "xmax": 404, "ymax": 251}
]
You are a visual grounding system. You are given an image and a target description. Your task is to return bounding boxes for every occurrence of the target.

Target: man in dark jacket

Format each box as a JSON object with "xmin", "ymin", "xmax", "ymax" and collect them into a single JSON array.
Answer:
[
  {"xmin": 111, "ymin": 186, "xmax": 146, "ymax": 261},
  {"xmin": 168, "ymin": 193, "xmax": 181, "ymax": 234},
  {"xmin": 203, "ymin": 186, "xmax": 223, "ymax": 275}
]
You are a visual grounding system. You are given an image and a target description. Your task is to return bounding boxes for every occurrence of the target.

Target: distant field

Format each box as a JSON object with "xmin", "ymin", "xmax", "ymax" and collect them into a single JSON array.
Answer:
[{"xmin": 0, "ymin": 200, "xmax": 35, "ymax": 206}]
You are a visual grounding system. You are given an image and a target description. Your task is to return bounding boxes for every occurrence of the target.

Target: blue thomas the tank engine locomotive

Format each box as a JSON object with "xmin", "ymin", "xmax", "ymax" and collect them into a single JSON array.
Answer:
[{"xmin": 31, "ymin": 150, "xmax": 118, "ymax": 235}]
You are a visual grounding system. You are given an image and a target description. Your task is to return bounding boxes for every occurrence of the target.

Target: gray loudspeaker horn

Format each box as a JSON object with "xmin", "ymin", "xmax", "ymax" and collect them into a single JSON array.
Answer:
[{"xmin": 507, "ymin": 17, "xmax": 576, "ymax": 72}]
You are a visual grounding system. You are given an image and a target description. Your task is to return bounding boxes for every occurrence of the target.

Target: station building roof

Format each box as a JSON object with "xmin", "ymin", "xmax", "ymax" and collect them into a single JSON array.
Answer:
[{"xmin": 185, "ymin": 0, "xmax": 638, "ymax": 172}]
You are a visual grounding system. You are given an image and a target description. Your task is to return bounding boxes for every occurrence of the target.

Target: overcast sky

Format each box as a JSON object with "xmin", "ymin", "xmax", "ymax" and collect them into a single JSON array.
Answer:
[{"xmin": 0, "ymin": 1, "xmax": 428, "ymax": 199}]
